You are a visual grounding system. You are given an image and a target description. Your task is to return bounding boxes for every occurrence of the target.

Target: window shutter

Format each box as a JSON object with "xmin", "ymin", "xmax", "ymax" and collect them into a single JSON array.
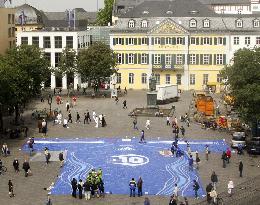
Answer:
[
  {"xmin": 172, "ymin": 37, "xmax": 176, "ymax": 45},
  {"xmin": 146, "ymin": 38, "xmax": 149, "ymax": 45},
  {"xmin": 126, "ymin": 38, "xmax": 129, "ymax": 45},
  {"xmin": 133, "ymin": 38, "xmax": 137, "ymax": 45},
  {"xmin": 161, "ymin": 54, "xmax": 165, "ymax": 68},
  {"xmin": 172, "ymin": 54, "xmax": 176, "ymax": 65},
  {"xmin": 182, "ymin": 37, "xmax": 185, "ymax": 45},
  {"xmin": 122, "ymin": 53, "xmax": 125, "ymax": 64},
  {"xmin": 134, "ymin": 54, "xmax": 137, "ymax": 64},
  {"xmin": 182, "ymin": 54, "xmax": 185, "ymax": 64},
  {"xmin": 223, "ymin": 37, "xmax": 226, "ymax": 45},
  {"xmin": 151, "ymin": 37, "xmax": 154, "ymax": 45},
  {"xmin": 152, "ymin": 54, "xmax": 154, "ymax": 64},
  {"xmin": 138, "ymin": 54, "xmax": 141, "ymax": 64},
  {"xmin": 161, "ymin": 37, "xmax": 165, "ymax": 45},
  {"xmin": 214, "ymin": 37, "xmax": 217, "ymax": 45},
  {"xmin": 209, "ymin": 38, "xmax": 212, "ymax": 45},
  {"xmin": 138, "ymin": 38, "xmax": 141, "ymax": 45},
  {"xmin": 200, "ymin": 37, "xmax": 203, "ymax": 45},
  {"xmin": 200, "ymin": 54, "xmax": 203, "ymax": 65},
  {"xmin": 122, "ymin": 38, "xmax": 124, "ymax": 45},
  {"xmin": 113, "ymin": 38, "xmax": 116, "ymax": 45},
  {"xmin": 147, "ymin": 54, "xmax": 149, "ymax": 64},
  {"xmin": 196, "ymin": 37, "xmax": 200, "ymax": 45},
  {"xmin": 223, "ymin": 54, "xmax": 226, "ymax": 65},
  {"xmin": 209, "ymin": 54, "xmax": 212, "ymax": 65},
  {"xmin": 126, "ymin": 54, "xmax": 128, "ymax": 64},
  {"xmin": 214, "ymin": 54, "xmax": 216, "ymax": 65},
  {"xmin": 196, "ymin": 54, "xmax": 199, "ymax": 65}
]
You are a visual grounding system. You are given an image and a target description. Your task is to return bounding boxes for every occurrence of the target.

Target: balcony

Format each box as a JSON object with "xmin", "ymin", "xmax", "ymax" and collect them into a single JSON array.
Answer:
[{"xmin": 152, "ymin": 64, "xmax": 184, "ymax": 71}]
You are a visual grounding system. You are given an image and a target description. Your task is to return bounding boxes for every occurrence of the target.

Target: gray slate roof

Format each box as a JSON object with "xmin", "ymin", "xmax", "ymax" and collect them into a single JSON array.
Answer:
[{"xmin": 198, "ymin": 0, "xmax": 250, "ymax": 5}]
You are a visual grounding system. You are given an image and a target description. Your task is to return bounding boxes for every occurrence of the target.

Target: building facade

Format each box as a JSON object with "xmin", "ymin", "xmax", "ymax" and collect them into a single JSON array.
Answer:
[
  {"xmin": 111, "ymin": 0, "xmax": 260, "ymax": 92},
  {"xmin": 0, "ymin": 5, "xmax": 16, "ymax": 54},
  {"xmin": 16, "ymin": 30, "xmax": 92, "ymax": 89}
]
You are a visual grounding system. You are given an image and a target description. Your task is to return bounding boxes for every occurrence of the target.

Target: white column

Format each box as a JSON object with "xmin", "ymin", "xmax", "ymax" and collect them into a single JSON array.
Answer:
[
  {"xmin": 51, "ymin": 73, "xmax": 56, "ymax": 89},
  {"xmin": 62, "ymin": 74, "xmax": 67, "ymax": 89},
  {"xmin": 182, "ymin": 35, "xmax": 189, "ymax": 91},
  {"xmin": 73, "ymin": 73, "xmax": 81, "ymax": 90}
]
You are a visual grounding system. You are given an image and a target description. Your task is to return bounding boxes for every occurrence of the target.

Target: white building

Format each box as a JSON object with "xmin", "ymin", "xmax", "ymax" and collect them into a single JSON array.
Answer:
[{"xmin": 16, "ymin": 29, "xmax": 92, "ymax": 89}]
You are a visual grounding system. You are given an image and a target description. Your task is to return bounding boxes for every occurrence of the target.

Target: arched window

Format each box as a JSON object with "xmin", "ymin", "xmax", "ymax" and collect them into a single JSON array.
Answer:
[
  {"xmin": 189, "ymin": 19, "xmax": 197, "ymax": 28},
  {"xmin": 236, "ymin": 19, "xmax": 243, "ymax": 28},
  {"xmin": 253, "ymin": 19, "xmax": 260, "ymax": 28},
  {"xmin": 203, "ymin": 19, "xmax": 210, "ymax": 28},
  {"xmin": 128, "ymin": 19, "xmax": 135, "ymax": 28},
  {"xmin": 141, "ymin": 20, "xmax": 148, "ymax": 28}
]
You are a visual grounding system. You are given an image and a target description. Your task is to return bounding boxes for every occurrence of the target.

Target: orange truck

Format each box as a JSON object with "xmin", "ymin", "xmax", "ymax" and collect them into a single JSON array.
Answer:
[{"xmin": 196, "ymin": 95, "xmax": 214, "ymax": 116}]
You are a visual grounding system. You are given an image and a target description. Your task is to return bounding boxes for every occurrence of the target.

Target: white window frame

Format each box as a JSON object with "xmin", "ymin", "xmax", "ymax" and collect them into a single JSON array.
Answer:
[
  {"xmin": 256, "ymin": 36, "xmax": 260, "ymax": 45},
  {"xmin": 141, "ymin": 37, "xmax": 147, "ymax": 45},
  {"xmin": 190, "ymin": 74, "xmax": 196, "ymax": 85},
  {"xmin": 165, "ymin": 54, "xmax": 172, "ymax": 65},
  {"xmin": 141, "ymin": 73, "xmax": 147, "ymax": 84},
  {"xmin": 189, "ymin": 19, "xmax": 197, "ymax": 28},
  {"xmin": 154, "ymin": 37, "xmax": 161, "ymax": 45},
  {"xmin": 176, "ymin": 37, "xmax": 183, "ymax": 45},
  {"xmin": 236, "ymin": 19, "xmax": 243, "ymax": 28},
  {"xmin": 129, "ymin": 73, "xmax": 134, "ymax": 84},
  {"xmin": 176, "ymin": 74, "xmax": 182, "ymax": 85},
  {"xmin": 189, "ymin": 54, "xmax": 196, "ymax": 64},
  {"xmin": 154, "ymin": 54, "xmax": 161, "ymax": 64},
  {"xmin": 203, "ymin": 37, "xmax": 210, "ymax": 45},
  {"xmin": 190, "ymin": 37, "xmax": 196, "ymax": 45},
  {"xmin": 141, "ymin": 53, "xmax": 147, "ymax": 64},
  {"xmin": 116, "ymin": 73, "xmax": 121, "ymax": 84},
  {"xmin": 203, "ymin": 19, "xmax": 210, "ymax": 28},
  {"xmin": 218, "ymin": 37, "xmax": 223, "ymax": 45},
  {"xmin": 245, "ymin": 37, "xmax": 250, "ymax": 45},
  {"xmin": 166, "ymin": 37, "xmax": 172, "ymax": 45},
  {"xmin": 117, "ymin": 53, "xmax": 123, "ymax": 64},
  {"xmin": 116, "ymin": 38, "xmax": 122, "ymax": 45},
  {"xmin": 216, "ymin": 54, "xmax": 223, "ymax": 65},
  {"xmin": 176, "ymin": 54, "xmax": 183, "ymax": 65},
  {"xmin": 141, "ymin": 20, "xmax": 148, "ymax": 28},
  {"xmin": 128, "ymin": 38, "xmax": 134, "ymax": 45},
  {"xmin": 253, "ymin": 19, "xmax": 260, "ymax": 28},
  {"xmin": 155, "ymin": 74, "xmax": 160, "ymax": 85},
  {"xmin": 165, "ymin": 74, "xmax": 171, "ymax": 84},
  {"xmin": 217, "ymin": 74, "xmax": 223, "ymax": 83},
  {"xmin": 203, "ymin": 54, "xmax": 210, "ymax": 64},
  {"xmin": 128, "ymin": 53, "xmax": 134, "ymax": 64},
  {"xmin": 203, "ymin": 74, "xmax": 209, "ymax": 85},
  {"xmin": 128, "ymin": 20, "xmax": 135, "ymax": 28},
  {"xmin": 234, "ymin": 37, "xmax": 239, "ymax": 45}
]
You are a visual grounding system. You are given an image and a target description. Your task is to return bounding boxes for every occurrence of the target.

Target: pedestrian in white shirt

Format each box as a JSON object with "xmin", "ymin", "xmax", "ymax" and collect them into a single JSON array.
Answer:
[
  {"xmin": 173, "ymin": 183, "xmax": 179, "ymax": 202},
  {"xmin": 145, "ymin": 119, "xmax": 150, "ymax": 129},
  {"xmin": 228, "ymin": 180, "xmax": 234, "ymax": 196}
]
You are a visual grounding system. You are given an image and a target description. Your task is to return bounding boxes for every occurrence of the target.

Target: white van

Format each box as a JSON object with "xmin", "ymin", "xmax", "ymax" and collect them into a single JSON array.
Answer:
[{"xmin": 231, "ymin": 132, "xmax": 246, "ymax": 148}]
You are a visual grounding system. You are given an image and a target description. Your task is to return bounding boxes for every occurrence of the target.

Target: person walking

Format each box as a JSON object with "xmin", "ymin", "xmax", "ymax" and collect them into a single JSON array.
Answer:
[
  {"xmin": 193, "ymin": 180, "xmax": 200, "ymax": 199},
  {"xmin": 76, "ymin": 112, "xmax": 81, "ymax": 123},
  {"xmin": 83, "ymin": 179, "xmax": 91, "ymax": 200},
  {"xmin": 169, "ymin": 195, "xmax": 177, "ymax": 205},
  {"xmin": 84, "ymin": 113, "xmax": 88, "ymax": 124},
  {"xmin": 180, "ymin": 126, "xmax": 185, "ymax": 137},
  {"xmin": 78, "ymin": 179, "xmax": 84, "ymax": 199},
  {"xmin": 188, "ymin": 155, "xmax": 194, "ymax": 171},
  {"xmin": 211, "ymin": 171, "xmax": 218, "ymax": 189},
  {"xmin": 145, "ymin": 119, "xmax": 151, "ymax": 130},
  {"xmin": 66, "ymin": 101, "xmax": 70, "ymax": 112},
  {"xmin": 45, "ymin": 195, "xmax": 52, "ymax": 205},
  {"xmin": 44, "ymin": 147, "xmax": 51, "ymax": 164},
  {"xmin": 226, "ymin": 148, "xmax": 231, "ymax": 164},
  {"xmin": 205, "ymin": 145, "xmax": 209, "ymax": 161},
  {"xmin": 140, "ymin": 130, "xmax": 145, "ymax": 143},
  {"xmin": 129, "ymin": 178, "xmax": 137, "ymax": 197},
  {"xmin": 115, "ymin": 96, "xmax": 119, "ymax": 104},
  {"xmin": 137, "ymin": 176, "xmax": 143, "ymax": 197},
  {"xmin": 239, "ymin": 161, "xmax": 243, "ymax": 177},
  {"xmin": 173, "ymin": 183, "xmax": 179, "ymax": 202},
  {"xmin": 68, "ymin": 111, "xmax": 72, "ymax": 123},
  {"xmin": 228, "ymin": 180, "xmax": 234, "ymax": 197},
  {"xmin": 133, "ymin": 117, "xmax": 138, "ymax": 130},
  {"xmin": 2, "ymin": 143, "xmax": 9, "ymax": 157},
  {"xmin": 123, "ymin": 100, "xmax": 127, "ymax": 109},
  {"xmin": 8, "ymin": 180, "xmax": 15, "ymax": 197},
  {"xmin": 166, "ymin": 116, "xmax": 170, "ymax": 126},
  {"xmin": 71, "ymin": 178, "xmax": 78, "ymax": 198},
  {"xmin": 22, "ymin": 160, "xmax": 30, "ymax": 177},
  {"xmin": 206, "ymin": 183, "xmax": 213, "ymax": 204},
  {"xmin": 42, "ymin": 119, "xmax": 47, "ymax": 137},
  {"xmin": 13, "ymin": 158, "xmax": 19, "ymax": 172},
  {"xmin": 195, "ymin": 151, "xmax": 200, "ymax": 170},
  {"xmin": 221, "ymin": 151, "xmax": 227, "ymax": 168},
  {"xmin": 86, "ymin": 110, "xmax": 91, "ymax": 123},
  {"xmin": 92, "ymin": 110, "xmax": 96, "ymax": 121},
  {"xmin": 59, "ymin": 152, "xmax": 64, "ymax": 167}
]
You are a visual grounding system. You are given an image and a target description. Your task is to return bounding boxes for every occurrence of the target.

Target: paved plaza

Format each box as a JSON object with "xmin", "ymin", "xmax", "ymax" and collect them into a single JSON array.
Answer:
[{"xmin": 0, "ymin": 90, "xmax": 260, "ymax": 205}]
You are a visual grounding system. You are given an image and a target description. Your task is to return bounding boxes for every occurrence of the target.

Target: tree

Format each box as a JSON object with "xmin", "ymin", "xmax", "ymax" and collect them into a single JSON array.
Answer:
[
  {"xmin": 0, "ymin": 45, "xmax": 50, "ymax": 125},
  {"xmin": 221, "ymin": 47, "xmax": 260, "ymax": 135},
  {"xmin": 58, "ymin": 47, "xmax": 77, "ymax": 75},
  {"xmin": 96, "ymin": 0, "xmax": 114, "ymax": 26},
  {"xmin": 77, "ymin": 42, "xmax": 117, "ymax": 89}
]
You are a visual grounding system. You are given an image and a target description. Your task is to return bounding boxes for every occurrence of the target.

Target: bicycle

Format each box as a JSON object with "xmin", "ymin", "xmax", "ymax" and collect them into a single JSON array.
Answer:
[{"xmin": 0, "ymin": 166, "xmax": 7, "ymax": 174}]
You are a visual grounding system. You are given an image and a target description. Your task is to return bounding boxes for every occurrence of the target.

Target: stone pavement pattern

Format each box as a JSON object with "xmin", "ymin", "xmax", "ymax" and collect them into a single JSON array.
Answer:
[{"xmin": 0, "ymin": 90, "xmax": 259, "ymax": 205}]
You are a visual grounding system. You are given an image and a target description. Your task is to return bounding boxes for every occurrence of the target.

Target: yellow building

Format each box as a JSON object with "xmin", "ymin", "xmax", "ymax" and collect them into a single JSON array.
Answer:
[
  {"xmin": 0, "ymin": 6, "xmax": 16, "ymax": 54},
  {"xmin": 111, "ymin": 0, "xmax": 260, "ymax": 92}
]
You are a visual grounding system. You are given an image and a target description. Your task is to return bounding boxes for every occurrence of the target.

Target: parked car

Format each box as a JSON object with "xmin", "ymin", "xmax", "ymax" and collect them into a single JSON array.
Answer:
[
  {"xmin": 231, "ymin": 132, "xmax": 246, "ymax": 148},
  {"xmin": 247, "ymin": 137, "xmax": 260, "ymax": 155}
]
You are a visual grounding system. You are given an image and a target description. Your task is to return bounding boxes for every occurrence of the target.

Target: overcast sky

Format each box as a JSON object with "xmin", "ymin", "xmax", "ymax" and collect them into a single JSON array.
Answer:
[{"xmin": 12, "ymin": 0, "xmax": 104, "ymax": 11}]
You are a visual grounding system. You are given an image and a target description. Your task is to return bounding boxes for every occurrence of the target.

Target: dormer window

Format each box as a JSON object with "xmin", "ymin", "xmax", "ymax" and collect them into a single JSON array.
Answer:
[
  {"xmin": 189, "ymin": 19, "xmax": 197, "ymax": 28},
  {"xmin": 253, "ymin": 19, "xmax": 260, "ymax": 28},
  {"xmin": 141, "ymin": 20, "xmax": 148, "ymax": 28},
  {"xmin": 128, "ymin": 19, "xmax": 135, "ymax": 28},
  {"xmin": 236, "ymin": 19, "xmax": 243, "ymax": 28},
  {"xmin": 203, "ymin": 19, "xmax": 210, "ymax": 28}
]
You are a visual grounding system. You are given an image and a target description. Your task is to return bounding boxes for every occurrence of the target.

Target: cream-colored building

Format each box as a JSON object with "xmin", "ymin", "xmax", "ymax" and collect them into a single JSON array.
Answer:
[{"xmin": 0, "ymin": 6, "xmax": 16, "ymax": 54}]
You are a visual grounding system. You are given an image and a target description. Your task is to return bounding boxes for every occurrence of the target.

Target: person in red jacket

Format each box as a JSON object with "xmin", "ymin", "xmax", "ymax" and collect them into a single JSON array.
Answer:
[{"xmin": 226, "ymin": 148, "xmax": 231, "ymax": 164}]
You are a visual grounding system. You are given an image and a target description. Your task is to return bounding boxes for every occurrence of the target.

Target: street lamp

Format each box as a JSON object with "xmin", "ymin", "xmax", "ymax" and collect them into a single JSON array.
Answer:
[{"xmin": 48, "ymin": 94, "xmax": 53, "ymax": 115}]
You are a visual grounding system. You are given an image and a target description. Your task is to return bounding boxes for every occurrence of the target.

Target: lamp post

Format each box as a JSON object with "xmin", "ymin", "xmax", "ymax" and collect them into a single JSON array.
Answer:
[{"xmin": 48, "ymin": 94, "xmax": 53, "ymax": 115}]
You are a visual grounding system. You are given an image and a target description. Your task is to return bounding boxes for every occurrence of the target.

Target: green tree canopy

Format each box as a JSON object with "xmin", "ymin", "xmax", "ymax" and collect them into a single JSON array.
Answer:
[
  {"xmin": 77, "ymin": 42, "xmax": 117, "ymax": 84},
  {"xmin": 58, "ymin": 47, "xmax": 77, "ymax": 75},
  {"xmin": 221, "ymin": 47, "xmax": 260, "ymax": 126},
  {"xmin": 96, "ymin": 0, "xmax": 114, "ymax": 26}
]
